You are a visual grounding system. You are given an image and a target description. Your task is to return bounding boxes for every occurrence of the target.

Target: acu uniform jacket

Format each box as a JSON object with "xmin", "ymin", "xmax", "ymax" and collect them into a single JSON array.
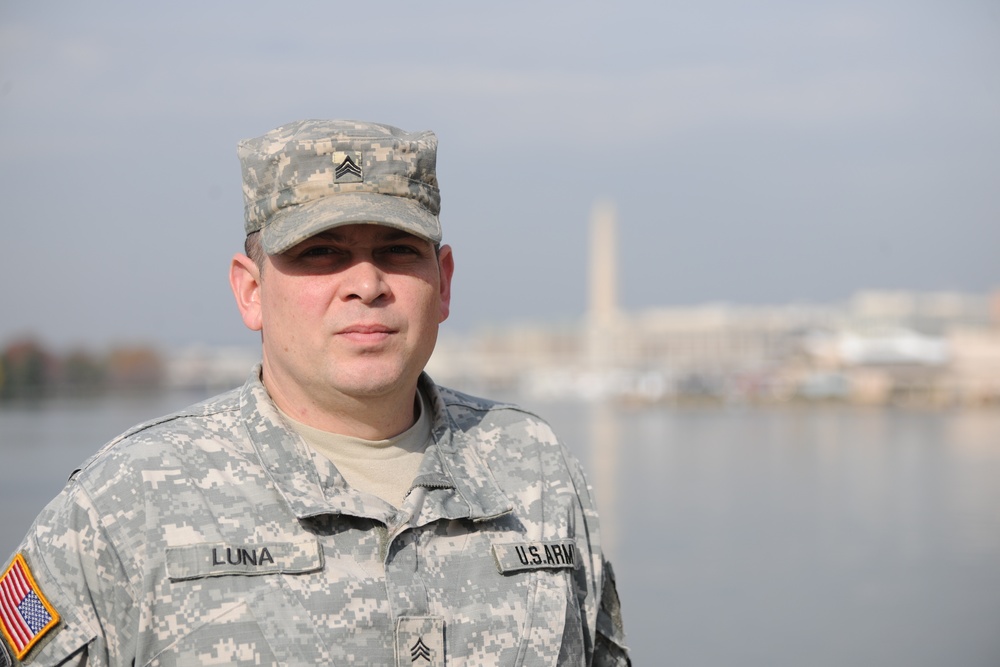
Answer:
[{"xmin": 1, "ymin": 368, "xmax": 630, "ymax": 666}]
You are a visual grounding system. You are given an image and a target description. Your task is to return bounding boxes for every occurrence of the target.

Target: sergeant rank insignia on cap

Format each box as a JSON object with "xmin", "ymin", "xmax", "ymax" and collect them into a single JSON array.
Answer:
[
  {"xmin": 0, "ymin": 554, "xmax": 60, "ymax": 660},
  {"xmin": 334, "ymin": 151, "xmax": 363, "ymax": 182}
]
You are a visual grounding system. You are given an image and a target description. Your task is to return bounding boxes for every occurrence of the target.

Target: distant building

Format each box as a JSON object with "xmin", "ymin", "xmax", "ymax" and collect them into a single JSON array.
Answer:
[{"xmin": 427, "ymin": 201, "xmax": 1000, "ymax": 406}]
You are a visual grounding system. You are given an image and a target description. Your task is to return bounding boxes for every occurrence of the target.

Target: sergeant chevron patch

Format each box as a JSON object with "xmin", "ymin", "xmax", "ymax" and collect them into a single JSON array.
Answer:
[
  {"xmin": 395, "ymin": 616, "xmax": 444, "ymax": 667},
  {"xmin": 0, "ymin": 554, "xmax": 60, "ymax": 660},
  {"xmin": 334, "ymin": 151, "xmax": 363, "ymax": 182}
]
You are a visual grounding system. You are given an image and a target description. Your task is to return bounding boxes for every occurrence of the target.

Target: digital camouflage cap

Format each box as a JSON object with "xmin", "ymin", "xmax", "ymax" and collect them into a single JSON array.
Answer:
[{"xmin": 238, "ymin": 119, "xmax": 441, "ymax": 255}]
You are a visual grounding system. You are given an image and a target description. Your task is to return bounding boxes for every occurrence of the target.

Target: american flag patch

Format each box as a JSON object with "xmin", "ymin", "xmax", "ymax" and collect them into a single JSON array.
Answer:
[{"xmin": 0, "ymin": 554, "xmax": 60, "ymax": 659}]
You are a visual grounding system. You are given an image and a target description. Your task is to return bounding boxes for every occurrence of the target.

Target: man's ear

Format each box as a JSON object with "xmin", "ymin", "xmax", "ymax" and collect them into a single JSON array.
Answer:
[
  {"xmin": 229, "ymin": 253, "xmax": 263, "ymax": 332},
  {"xmin": 436, "ymin": 244, "xmax": 455, "ymax": 323}
]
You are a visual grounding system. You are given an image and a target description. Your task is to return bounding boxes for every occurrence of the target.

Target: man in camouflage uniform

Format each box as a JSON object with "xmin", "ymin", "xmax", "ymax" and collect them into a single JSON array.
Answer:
[{"xmin": 1, "ymin": 120, "xmax": 630, "ymax": 666}]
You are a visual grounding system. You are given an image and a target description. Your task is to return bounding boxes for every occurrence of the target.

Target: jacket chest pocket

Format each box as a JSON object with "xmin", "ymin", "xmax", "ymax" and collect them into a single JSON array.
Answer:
[
  {"xmin": 418, "ymin": 539, "xmax": 582, "ymax": 667},
  {"xmin": 493, "ymin": 540, "xmax": 584, "ymax": 667},
  {"xmin": 144, "ymin": 539, "xmax": 325, "ymax": 667}
]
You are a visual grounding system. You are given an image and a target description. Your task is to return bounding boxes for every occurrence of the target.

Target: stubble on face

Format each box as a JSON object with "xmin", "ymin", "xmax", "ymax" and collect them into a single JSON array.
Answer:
[{"xmin": 253, "ymin": 225, "xmax": 453, "ymax": 436}]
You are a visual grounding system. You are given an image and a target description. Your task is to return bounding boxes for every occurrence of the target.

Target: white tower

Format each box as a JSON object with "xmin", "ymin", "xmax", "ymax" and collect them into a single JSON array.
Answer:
[
  {"xmin": 588, "ymin": 199, "xmax": 619, "ymax": 327},
  {"xmin": 587, "ymin": 199, "xmax": 619, "ymax": 371}
]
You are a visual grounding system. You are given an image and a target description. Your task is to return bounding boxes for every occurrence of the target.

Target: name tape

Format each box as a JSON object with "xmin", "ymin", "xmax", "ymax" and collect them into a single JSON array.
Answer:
[
  {"xmin": 166, "ymin": 539, "xmax": 323, "ymax": 581},
  {"xmin": 491, "ymin": 540, "xmax": 578, "ymax": 574}
]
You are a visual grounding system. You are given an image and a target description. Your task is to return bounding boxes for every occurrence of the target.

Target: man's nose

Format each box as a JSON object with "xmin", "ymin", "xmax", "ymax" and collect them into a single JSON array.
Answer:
[{"xmin": 340, "ymin": 260, "xmax": 389, "ymax": 303}]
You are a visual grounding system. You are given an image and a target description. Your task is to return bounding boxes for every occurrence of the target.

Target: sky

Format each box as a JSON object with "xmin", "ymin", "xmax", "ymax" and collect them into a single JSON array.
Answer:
[{"xmin": 1, "ymin": 0, "xmax": 998, "ymax": 351}]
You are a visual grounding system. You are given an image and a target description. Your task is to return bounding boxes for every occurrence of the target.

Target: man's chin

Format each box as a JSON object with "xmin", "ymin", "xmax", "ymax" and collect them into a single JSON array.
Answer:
[{"xmin": 329, "ymin": 368, "xmax": 414, "ymax": 400}]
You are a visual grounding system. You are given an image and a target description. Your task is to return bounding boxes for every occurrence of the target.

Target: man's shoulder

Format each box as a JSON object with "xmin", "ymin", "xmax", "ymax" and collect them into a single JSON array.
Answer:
[
  {"xmin": 114, "ymin": 387, "xmax": 242, "ymax": 439},
  {"xmin": 430, "ymin": 382, "xmax": 564, "ymax": 450},
  {"xmin": 72, "ymin": 387, "xmax": 245, "ymax": 483},
  {"xmin": 434, "ymin": 383, "xmax": 512, "ymax": 412},
  {"xmin": 434, "ymin": 384, "xmax": 546, "ymax": 426},
  {"xmin": 428, "ymin": 382, "xmax": 590, "ymax": 501}
]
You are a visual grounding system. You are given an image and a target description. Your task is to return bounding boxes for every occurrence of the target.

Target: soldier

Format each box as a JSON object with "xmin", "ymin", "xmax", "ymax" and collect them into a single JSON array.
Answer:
[{"xmin": 0, "ymin": 120, "xmax": 630, "ymax": 666}]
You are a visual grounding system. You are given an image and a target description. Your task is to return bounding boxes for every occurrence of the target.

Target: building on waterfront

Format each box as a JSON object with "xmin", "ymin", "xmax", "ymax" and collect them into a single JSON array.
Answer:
[{"xmin": 426, "ymin": 202, "xmax": 1000, "ymax": 406}]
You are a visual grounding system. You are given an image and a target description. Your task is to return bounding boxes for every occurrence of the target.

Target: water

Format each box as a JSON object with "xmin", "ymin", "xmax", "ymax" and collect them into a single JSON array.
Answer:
[{"xmin": 2, "ymin": 392, "xmax": 999, "ymax": 666}]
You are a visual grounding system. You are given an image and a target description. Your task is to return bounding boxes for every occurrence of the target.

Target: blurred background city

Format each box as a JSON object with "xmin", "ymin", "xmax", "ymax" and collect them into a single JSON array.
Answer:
[
  {"xmin": 2, "ymin": 2, "xmax": 999, "ymax": 665},
  {"xmin": 4, "ymin": 201, "xmax": 999, "ymax": 408}
]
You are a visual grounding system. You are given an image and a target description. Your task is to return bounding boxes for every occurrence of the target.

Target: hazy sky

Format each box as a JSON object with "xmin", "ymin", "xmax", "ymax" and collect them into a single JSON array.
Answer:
[{"xmin": 1, "ymin": 1, "xmax": 998, "ymax": 350}]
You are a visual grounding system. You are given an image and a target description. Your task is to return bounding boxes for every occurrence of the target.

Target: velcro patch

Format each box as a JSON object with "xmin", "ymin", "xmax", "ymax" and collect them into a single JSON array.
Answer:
[
  {"xmin": 491, "ymin": 540, "xmax": 578, "ymax": 574},
  {"xmin": 395, "ymin": 616, "xmax": 444, "ymax": 667},
  {"xmin": 165, "ymin": 539, "xmax": 323, "ymax": 581},
  {"xmin": 0, "ymin": 554, "xmax": 60, "ymax": 660},
  {"xmin": 333, "ymin": 151, "xmax": 363, "ymax": 182}
]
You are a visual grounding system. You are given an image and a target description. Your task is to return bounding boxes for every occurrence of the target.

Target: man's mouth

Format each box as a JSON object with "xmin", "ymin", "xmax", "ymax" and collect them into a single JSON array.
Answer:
[{"xmin": 337, "ymin": 324, "xmax": 396, "ymax": 343}]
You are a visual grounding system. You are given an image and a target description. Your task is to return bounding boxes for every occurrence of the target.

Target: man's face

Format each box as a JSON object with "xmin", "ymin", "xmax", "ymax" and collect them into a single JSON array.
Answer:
[{"xmin": 231, "ymin": 223, "xmax": 453, "ymax": 419}]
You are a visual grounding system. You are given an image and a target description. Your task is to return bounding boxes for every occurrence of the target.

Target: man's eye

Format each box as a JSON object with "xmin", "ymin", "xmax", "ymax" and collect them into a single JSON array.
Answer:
[
  {"xmin": 300, "ymin": 246, "xmax": 337, "ymax": 257},
  {"xmin": 386, "ymin": 245, "xmax": 419, "ymax": 255}
]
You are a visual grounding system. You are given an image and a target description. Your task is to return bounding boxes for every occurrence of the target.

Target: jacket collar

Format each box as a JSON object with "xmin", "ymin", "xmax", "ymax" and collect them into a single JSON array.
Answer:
[{"xmin": 239, "ymin": 366, "xmax": 513, "ymax": 525}]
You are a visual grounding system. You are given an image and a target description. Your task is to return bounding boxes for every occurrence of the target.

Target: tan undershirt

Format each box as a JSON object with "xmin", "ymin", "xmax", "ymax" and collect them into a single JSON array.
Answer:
[{"xmin": 277, "ymin": 391, "xmax": 431, "ymax": 508}]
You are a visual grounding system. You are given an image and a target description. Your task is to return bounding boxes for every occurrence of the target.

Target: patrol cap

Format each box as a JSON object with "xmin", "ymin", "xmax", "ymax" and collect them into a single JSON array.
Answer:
[{"xmin": 238, "ymin": 119, "xmax": 441, "ymax": 255}]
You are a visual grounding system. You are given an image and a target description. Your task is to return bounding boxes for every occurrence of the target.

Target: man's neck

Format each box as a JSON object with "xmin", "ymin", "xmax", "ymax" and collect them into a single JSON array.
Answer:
[{"xmin": 261, "ymin": 371, "xmax": 420, "ymax": 440}]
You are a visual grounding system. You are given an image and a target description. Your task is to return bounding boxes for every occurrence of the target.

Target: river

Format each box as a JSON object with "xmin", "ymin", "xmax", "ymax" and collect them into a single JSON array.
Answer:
[{"xmin": 2, "ymin": 390, "xmax": 999, "ymax": 666}]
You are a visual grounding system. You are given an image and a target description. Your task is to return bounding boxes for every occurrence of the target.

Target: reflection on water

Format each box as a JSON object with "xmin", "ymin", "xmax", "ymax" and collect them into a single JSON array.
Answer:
[
  {"xmin": 536, "ymin": 399, "xmax": 1000, "ymax": 667},
  {"xmin": 2, "ymin": 393, "xmax": 999, "ymax": 667},
  {"xmin": 590, "ymin": 401, "xmax": 621, "ymax": 557}
]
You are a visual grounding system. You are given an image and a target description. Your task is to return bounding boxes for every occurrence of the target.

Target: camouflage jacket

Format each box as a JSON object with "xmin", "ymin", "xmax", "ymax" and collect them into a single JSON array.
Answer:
[{"xmin": 2, "ymin": 369, "xmax": 629, "ymax": 666}]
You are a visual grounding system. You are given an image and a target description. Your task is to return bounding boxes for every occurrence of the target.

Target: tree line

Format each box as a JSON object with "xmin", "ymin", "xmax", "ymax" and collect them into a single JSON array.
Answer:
[{"xmin": 0, "ymin": 338, "xmax": 165, "ymax": 400}]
